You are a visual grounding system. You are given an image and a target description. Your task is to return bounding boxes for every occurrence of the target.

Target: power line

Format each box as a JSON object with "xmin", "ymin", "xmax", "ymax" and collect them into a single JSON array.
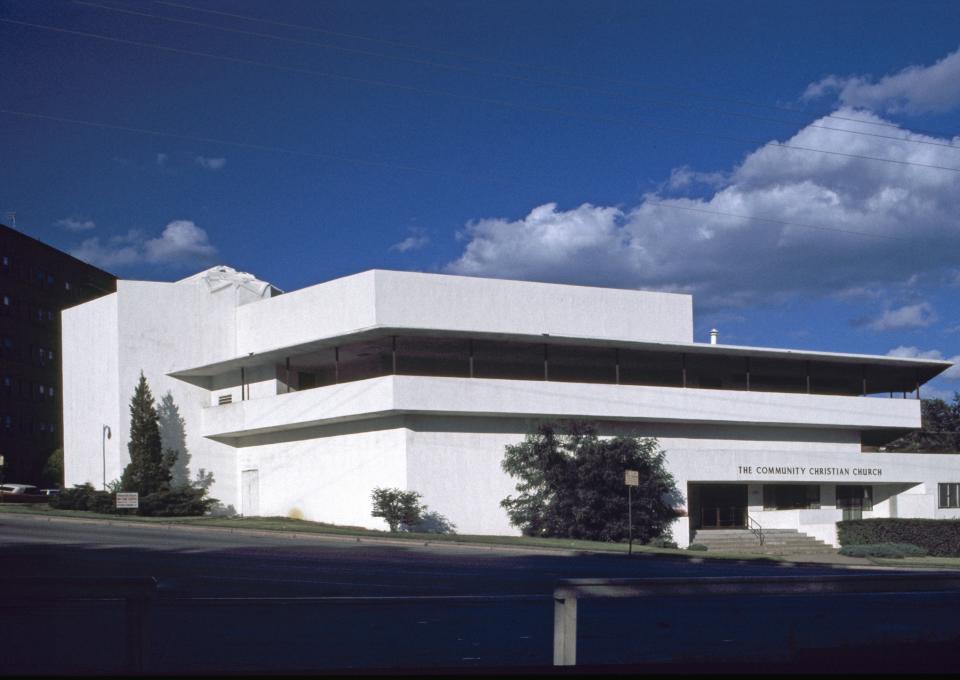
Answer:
[
  {"xmin": 0, "ymin": 108, "xmax": 494, "ymax": 182},
  {"xmin": 152, "ymin": 0, "xmax": 960, "ymax": 141},
  {"xmin": 71, "ymin": 0, "xmax": 959, "ymax": 152},
  {"xmin": 4, "ymin": 17, "xmax": 960, "ymax": 175},
  {"xmin": 0, "ymin": 108, "xmax": 941, "ymax": 247}
]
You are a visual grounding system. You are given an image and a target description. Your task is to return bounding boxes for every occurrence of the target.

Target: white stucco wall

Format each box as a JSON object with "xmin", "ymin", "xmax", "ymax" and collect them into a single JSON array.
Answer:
[
  {"xmin": 63, "ymin": 294, "xmax": 119, "ymax": 488},
  {"xmin": 233, "ymin": 269, "xmax": 693, "ymax": 358},
  {"xmin": 231, "ymin": 419, "xmax": 408, "ymax": 528}
]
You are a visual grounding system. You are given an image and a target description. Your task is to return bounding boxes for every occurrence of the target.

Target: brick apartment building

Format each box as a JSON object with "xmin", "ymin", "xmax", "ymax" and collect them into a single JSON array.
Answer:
[{"xmin": 0, "ymin": 223, "xmax": 116, "ymax": 485}]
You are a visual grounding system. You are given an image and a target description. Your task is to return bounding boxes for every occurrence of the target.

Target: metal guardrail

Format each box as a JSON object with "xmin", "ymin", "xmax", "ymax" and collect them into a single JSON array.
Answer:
[
  {"xmin": 7, "ymin": 574, "xmax": 960, "ymax": 672},
  {"xmin": 552, "ymin": 573, "xmax": 960, "ymax": 666},
  {"xmin": 0, "ymin": 577, "xmax": 158, "ymax": 673},
  {"xmin": 0, "ymin": 578, "xmax": 549, "ymax": 673}
]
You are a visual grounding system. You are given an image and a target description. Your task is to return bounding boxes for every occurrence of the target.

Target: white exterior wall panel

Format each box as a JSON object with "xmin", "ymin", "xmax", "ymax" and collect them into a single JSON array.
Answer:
[
  {"xmin": 233, "ymin": 420, "xmax": 408, "ymax": 528},
  {"xmin": 63, "ymin": 294, "xmax": 120, "ymax": 488},
  {"xmin": 371, "ymin": 270, "xmax": 693, "ymax": 344}
]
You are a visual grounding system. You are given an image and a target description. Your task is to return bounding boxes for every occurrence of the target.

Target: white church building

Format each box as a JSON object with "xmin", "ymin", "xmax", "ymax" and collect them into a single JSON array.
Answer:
[{"xmin": 62, "ymin": 267, "xmax": 959, "ymax": 547}]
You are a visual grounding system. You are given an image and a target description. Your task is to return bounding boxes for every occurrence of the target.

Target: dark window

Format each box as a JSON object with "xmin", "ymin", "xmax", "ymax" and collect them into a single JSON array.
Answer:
[
  {"xmin": 810, "ymin": 361, "xmax": 863, "ymax": 396},
  {"xmin": 285, "ymin": 348, "xmax": 338, "ymax": 390},
  {"xmin": 395, "ymin": 336, "xmax": 471, "ymax": 378},
  {"xmin": 750, "ymin": 357, "xmax": 808, "ymax": 394},
  {"xmin": 939, "ymin": 483, "xmax": 960, "ymax": 509},
  {"xmin": 763, "ymin": 484, "xmax": 821, "ymax": 510},
  {"xmin": 337, "ymin": 338, "xmax": 393, "ymax": 383},
  {"xmin": 836, "ymin": 485, "xmax": 874, "ymax": 512},
  {"xmin": 548, "ymin": 345, "xmax": 615, "ymax": 384},
  {"xmin": 473, "ymin": 340, "xmax": 544, "ymax": 381},
  {"xmin": 619, "ymin": 350, "xmax": 684, "ymax": 387},
  {"xmin": 686, "ymin": 353, "xmax": 748, "ymax": 390}
]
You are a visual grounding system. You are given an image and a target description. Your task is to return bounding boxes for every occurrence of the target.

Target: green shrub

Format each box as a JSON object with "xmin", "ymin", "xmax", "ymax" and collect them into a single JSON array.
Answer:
[
  {"xmin": 49, "ymin": 483, "xmax": 114, "ymax": 513},
  {"xmin": 838, "ymin": 519, "xmax": 960, "ymax": 557},
  {"xmin": 137, "ymin": 487, "xmax": 218, "ymax": 517},
  {"xmin": 647, "ymin": 536, "xmax": 679, "ymax": 549},
  {"xmin": 687, "ymin": 543, "xmax": 708, "ymax": 551},
  {"xmin": 839, "ymin": 543, "xmax": 929, "ymax": 559},
  {"xmin": 371, "ymin": 487, "xmax": 425, "ymax": 532},
  {"xmin": 408, "ymin": 510, "xmax": 457, "ymax": 535}
]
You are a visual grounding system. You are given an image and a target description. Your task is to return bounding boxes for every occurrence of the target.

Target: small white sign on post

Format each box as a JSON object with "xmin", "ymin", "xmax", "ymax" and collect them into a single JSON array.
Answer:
[
  {"xmin": 116, "ymin": 492, "xmax": 139, "ymax": 509},
  {"xmin": 624, "ymin": 470, "xmax": 639, "ymax": 487}
]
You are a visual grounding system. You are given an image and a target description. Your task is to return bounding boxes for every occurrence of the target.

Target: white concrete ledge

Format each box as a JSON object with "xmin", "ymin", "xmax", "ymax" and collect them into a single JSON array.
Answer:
[{"xmin": 200, "ymin": 375, "xmax": 920, "ymax": 439}]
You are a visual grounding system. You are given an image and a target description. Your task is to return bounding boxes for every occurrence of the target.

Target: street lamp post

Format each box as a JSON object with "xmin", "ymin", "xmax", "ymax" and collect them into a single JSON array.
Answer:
[{"xmin": 102, "ymin": 425, "xmax": 111, "ymax": 491}]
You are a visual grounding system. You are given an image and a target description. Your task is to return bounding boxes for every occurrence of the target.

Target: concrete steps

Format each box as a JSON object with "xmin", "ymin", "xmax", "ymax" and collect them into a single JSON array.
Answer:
[{"xmin": 691, "ymin": 528, "xmax": 836, "ymax": 555}]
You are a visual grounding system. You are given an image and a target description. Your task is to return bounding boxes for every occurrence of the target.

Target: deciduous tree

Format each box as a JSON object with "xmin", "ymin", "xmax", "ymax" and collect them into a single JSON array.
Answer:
[{"xmin": 501, "ymin": 421, "xmax": 683, "ymax": 543}]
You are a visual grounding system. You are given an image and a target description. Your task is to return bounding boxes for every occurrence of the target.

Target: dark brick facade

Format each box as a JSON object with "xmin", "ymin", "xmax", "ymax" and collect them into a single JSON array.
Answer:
[{"xmin": 0, "ymin": 224, "xmax": 116, "ymax": 485}]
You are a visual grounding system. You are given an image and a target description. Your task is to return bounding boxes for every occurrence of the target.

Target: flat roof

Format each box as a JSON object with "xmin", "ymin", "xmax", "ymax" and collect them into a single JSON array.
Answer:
[{"xmin": 170, "ymin": 325, "xmax": 952, "ymax": 384}]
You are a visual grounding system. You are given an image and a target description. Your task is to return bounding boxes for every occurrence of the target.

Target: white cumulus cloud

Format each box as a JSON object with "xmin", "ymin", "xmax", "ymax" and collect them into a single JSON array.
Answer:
[
  {"xmin": 195, "ymin": 156, "xmax": 226, "ymax": 171},
  {"xmin": 803, "ymin": 47, "xmax": 960, "ymax": 115},
  {"xmin": 390, "ymin": 228, "xmax": 430, "ymax": 253},
  {"xmin": 71, "ymin": 220, "xmax": 217, "ymax": 270},
  {"xmin": 144, "ymin": 220, "xmax": 217, "ymax": 263},
  {"xmin": 863, "ymin": 303, "xmax": 938, "ymax": 331},
  {"xmin": 56, "ymin": 216, "xmax": 96, "ymax": 232},
  {"xmin": 446, "ymin": 108, "xmax": 960, "ymax": 311}
]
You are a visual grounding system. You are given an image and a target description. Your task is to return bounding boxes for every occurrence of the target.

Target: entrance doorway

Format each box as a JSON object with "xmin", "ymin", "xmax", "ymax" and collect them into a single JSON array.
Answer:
[
  {"xmin": 241, "ymin": 469, "xmax": 260, "ymax": 517},
  {"xmin": 837, "ymin": 485, "xmax": 873, "ymax": 520},
  {"xmin": 691, "ymin": 483, "xmax": 748, "ymax": 529}
]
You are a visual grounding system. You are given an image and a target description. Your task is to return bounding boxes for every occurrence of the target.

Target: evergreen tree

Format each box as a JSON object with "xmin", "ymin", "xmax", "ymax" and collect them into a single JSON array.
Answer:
[{"xmin": 120, "ymin": 372, "xmax": 171, "ymax": 495}]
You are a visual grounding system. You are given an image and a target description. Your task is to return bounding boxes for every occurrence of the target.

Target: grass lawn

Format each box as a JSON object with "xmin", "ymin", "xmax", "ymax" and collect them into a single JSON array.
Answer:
[{"xmin": 0, "ymin": 503, "xmax": 790, "ymax": 562}]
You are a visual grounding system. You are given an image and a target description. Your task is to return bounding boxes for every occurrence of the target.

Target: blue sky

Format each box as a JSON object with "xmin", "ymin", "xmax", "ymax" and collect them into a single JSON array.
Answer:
[{"xmin": 1, "ymin": 0, "xmax": 959, "ymax": 396}]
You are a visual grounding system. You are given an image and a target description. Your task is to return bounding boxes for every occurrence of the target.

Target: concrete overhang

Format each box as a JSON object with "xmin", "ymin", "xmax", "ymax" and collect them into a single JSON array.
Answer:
[
  {"xmin": 200, "ymin": 375, "xmax": 922, "ymax": 443},
  {"xmin": 170, "ymin": 326, "xmax": 952, "ymax": 386}
]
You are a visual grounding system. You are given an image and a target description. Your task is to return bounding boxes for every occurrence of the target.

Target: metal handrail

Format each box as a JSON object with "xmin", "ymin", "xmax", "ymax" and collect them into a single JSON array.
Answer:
[{"xmin": 748, "ymin": 515, "xmax": 765, "ymax": 545}]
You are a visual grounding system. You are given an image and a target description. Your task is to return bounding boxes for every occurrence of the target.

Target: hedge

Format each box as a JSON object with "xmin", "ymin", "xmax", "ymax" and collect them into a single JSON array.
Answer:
[
  {"xmin": 838, "ymin": 543, "xmax": 928, "ymax": 559},
  {"xmin": 838, "ymin": 519, "xmax": 960, "ymax": 557}
]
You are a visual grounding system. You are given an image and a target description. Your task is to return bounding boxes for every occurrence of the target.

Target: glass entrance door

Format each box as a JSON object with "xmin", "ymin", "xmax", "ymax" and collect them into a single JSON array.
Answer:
[
  {"xmin": 698, "ymin": 484, "xmax": 748, "ymax": 528},
  {"xmin": 836, "ymin": 485, "xmax": 873, "ymax": 520}
]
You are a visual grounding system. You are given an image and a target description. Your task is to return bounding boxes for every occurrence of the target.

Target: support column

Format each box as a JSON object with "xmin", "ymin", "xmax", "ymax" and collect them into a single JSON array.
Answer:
[{"xmin": 553, "ymin": 596, "xmax": 577, "ymax": 666}]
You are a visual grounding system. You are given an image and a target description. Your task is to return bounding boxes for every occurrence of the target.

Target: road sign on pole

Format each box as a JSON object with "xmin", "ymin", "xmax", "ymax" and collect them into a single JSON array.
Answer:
[
  {"xmin": 625, "ymin": 470, "xmax": 638, "ymax": 554},
  {"xmin": 116, "ymin": 493, "xmax": 139, "ymax": 509}
]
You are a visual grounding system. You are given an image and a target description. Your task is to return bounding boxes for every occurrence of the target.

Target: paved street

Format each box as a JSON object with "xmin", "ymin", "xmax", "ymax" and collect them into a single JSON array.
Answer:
[{"xmin": 1, "ymin": 515, "xmax": 959, "ymax": 673}]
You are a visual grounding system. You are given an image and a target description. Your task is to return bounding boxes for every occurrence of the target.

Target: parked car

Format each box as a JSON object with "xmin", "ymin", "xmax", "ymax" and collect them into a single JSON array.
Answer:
[{"xmin": 0, "ymin": 484, "xmax": 47, "ymax": 503}]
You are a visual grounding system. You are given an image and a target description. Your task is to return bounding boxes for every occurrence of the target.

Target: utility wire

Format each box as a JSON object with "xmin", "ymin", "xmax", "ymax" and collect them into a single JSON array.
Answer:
[
  {"xmin": 0, "ymin": 108, "xmax": 492, "ymax": 182},
  {"xmin": 152, "ymin": 0, "xmax": 960, "ymax": 141},
  {"xmin": 71, "ymin": 0, "xmax": 959, "ymax": 152},
  {"xmin": 0, "ymin": 107, "xmax": 936, "ymax": 246},
  {"xmin": 4, "ymin": 17, "xmax": 960, "ymax": 175}
]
